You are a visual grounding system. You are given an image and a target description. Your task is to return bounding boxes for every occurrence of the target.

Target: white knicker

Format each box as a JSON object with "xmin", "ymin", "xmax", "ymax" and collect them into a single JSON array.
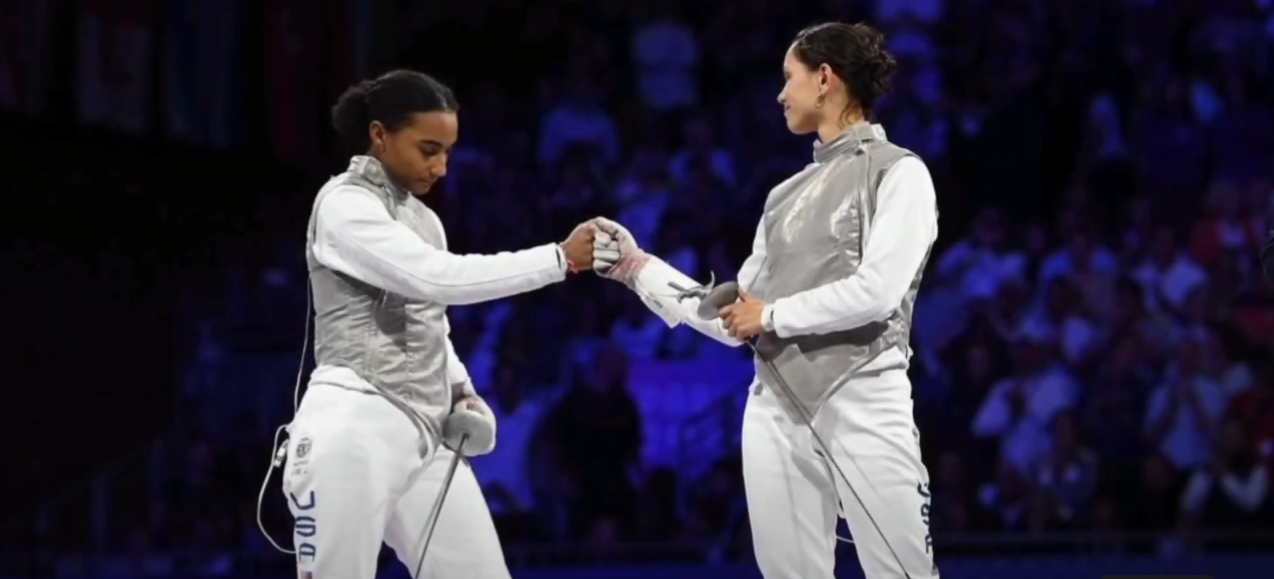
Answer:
[
  {"xmin": 282, "ymin": 384, "xmax": 510, "ymax": 579},
  {"xmin": 742, "ymin": 368, "xmax": 939, "ymax": 579}
]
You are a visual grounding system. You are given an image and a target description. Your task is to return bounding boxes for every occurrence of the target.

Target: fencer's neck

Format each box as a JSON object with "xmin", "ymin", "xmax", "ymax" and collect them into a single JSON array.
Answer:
[
  {"xmin": 817, "ymin": 111, "xmax": 867, "ymax": 145},
  {"xmin": 351, "ymin": 154, "xmax": 411, "ymax": 199}
]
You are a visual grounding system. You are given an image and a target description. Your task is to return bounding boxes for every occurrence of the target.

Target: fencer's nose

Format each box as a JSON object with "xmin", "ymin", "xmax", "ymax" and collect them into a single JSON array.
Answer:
[{"xmin": 429, "ymin": 159, "xmax": 448, "ymax": 179}]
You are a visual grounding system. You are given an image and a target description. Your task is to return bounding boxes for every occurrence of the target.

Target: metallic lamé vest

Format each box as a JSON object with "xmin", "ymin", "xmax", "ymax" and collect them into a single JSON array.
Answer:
[
  {"xmin": 304, "ymin": 156, "xmax": 451, "ymax": 438},
  {"xmin": 753, "ymin": 123, "xmax": 931, "ymax": 411}
]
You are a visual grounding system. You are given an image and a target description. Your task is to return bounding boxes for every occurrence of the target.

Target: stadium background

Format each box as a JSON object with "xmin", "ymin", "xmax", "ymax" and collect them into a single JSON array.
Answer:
[{"xmin": 2, "ymin": 0, "xmax": 1274, "ymax": 577}]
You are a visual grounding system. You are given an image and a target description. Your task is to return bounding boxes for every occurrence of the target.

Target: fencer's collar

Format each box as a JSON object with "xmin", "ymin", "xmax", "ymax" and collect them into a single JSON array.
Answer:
[
  {"xmin": 348, "ymin": 155, "xmax": 410, "ymax": 199},
  {"xmin": 812, "ymin": 123, "xmax": 887, "ymax": 163}
]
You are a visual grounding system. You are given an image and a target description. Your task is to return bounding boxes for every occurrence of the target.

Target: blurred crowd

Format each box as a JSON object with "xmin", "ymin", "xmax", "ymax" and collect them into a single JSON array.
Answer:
[{"xmin": 12, "ymin": 0, "xmax": 1274, "ymax": 576}]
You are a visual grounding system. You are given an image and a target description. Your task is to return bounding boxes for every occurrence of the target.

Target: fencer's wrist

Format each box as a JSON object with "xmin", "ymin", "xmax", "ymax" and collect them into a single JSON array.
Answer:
[
  {"xmin": 554, "ymin": 243, "xmax": 577, "ymax": 274},
  {"xmin": 761, "ymin": 304, "xmax": 776, "ymax": 332},
  {"xmin": 611, "ymin": 251, "xmax": 650, "ymax": 283}
]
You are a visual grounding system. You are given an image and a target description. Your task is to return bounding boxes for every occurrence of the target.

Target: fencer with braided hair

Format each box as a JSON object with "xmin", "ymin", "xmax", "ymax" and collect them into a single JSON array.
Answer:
[
  {"xmin": 592, "ymin": 23, "xmax": 941, "ymax": 579},
  {"xmin": 263, "ymin": 69, "xmax": 598, "ymax": 579}
]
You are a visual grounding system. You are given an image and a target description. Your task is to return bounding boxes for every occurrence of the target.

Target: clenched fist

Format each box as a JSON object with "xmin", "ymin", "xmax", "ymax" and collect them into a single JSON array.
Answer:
[
  {"xmin": 591, "ymin": 217, "xmax": 649, "ymax": 282},
  {"xmin": 443, "ymin": 396, "xmax": 497, "ymax": 456},
  {"xmin": 559, "ymin": 222, "xmax": 597, "ymax": 272}
]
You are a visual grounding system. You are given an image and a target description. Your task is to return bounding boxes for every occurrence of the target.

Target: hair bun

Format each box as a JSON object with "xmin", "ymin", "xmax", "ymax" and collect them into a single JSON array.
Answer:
[
  {"xmin": 331, "ymin": 81, "xmax": 375, "ymax": 146},
  {"xmin": 358, "ymin": 79, "xmax": 376, "ymax": 106}
]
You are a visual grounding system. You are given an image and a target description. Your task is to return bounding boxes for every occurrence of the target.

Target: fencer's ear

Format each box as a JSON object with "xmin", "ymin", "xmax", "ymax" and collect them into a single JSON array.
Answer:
[
  {"xmin": 368, "ymin": 120, "xmax": 386, "ymax": 152},
  {"xmin": 818, "ymin": 64, "xmax": 834, "ymax": 89}
]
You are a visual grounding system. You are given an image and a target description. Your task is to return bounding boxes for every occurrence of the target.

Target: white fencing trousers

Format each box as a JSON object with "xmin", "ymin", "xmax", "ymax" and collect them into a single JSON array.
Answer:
[
  {"xmin": 282, "ymin": 384, "xmax": 510, "ymax": 579},
  {"xmin": 742, "ymin": 368, "xmax": 939, "ymax": 579}
]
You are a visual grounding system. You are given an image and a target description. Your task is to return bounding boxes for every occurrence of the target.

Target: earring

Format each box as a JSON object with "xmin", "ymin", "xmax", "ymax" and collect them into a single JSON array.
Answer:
[{"xmin": 815, "ymin": 95, "xmax": 825, "ymax": 109}]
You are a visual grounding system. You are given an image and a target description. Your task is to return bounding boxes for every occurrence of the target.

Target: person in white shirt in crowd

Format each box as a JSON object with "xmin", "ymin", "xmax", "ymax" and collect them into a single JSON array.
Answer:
[
  {"xmin": 932, "ymin": 207, "xmax": 1026, "ymax": 304},
  {"xmin": 537, "ymin": 76, "xmax": 620, "ymax": 167},
  {"xmin": 1035, "ymin": 225, "xmax": 1121, "ymax": 329},
  {"xmin": 593, "ymin": 22, "xmax": 940, "ymax": 579},
  {"xmin": 1037, "ymin": 226, "xmax": 1119, "ymax": 287},
  {"xmin": 1131, "ymin": 225, "xmax": 1208, "ymax": 313},
  {"xmin": 609, "ymin": 299, "xmax": 670, "ymax": 363},
  {"xmin": 1144, "ymin": 334, "xmax": 1230, "ymax": 477},
  {"xmin": 1180, "ymin": 419, "xmax": 1271, "ymax": 534},
  {"xmin": 972, "ymin": 330, "xmax": 1081, "ymax": 477},
  {"xmin": 278, "ymin": 70, "xmax": 598, "ymax": 579},
  {"xmin": 1019, "ymin": 278, "xmax": 1101, "ymax": 369}
]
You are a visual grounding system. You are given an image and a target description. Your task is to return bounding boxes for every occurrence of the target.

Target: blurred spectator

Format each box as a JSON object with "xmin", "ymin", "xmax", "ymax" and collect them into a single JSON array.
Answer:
[
  {"xmin": 933, "ymin": 207, "xmax": 1025, "ymax": 303},
  {"xmin": 538, "ymin": 76, "xmax": 619, "ymax": 167},
  {"xmin": 1227, "ymin": 361, "xmax": 1274, "ymax": 466},
  {"xmin": 975, "ymin": 461, "xmax": 1038, "ymax": 532},
  {"xmin": 614, "ymin": 143, "xmax": 674, "ymax": 250},
  {"xmin": 972, "ymin": 333, "xmax": 1080, "ymax": 476},
  {"xmin": 681, "ymin": 458, "xmax": 743, "ymax": 541},
  {"xmin": 631, "ymin": 1, "xmax": 700, "ymax": 112},
  {"xmin": 1039, "ymin": 227, "xmax": 1119, "ymax": 288},
  {"xmin": 544, "ymin": 347, "xmax": 643, "ymax": 539},
  {"xmin": 1031, "ymin": 413, "xmax": 1098, "ymax": 528},
  {"xmin": 1021, "ymin": 278, "xmax": 1102, "ymax": 368},
  {"xmin": 1132, "ymin": 225, "xmax": 1209, "ymax": 313},
  {"xmin": 1127, "ymin": 455, "xmax": 1183, "ymax": 532},
  {"xmin": 874, "ymin": 0, "xmax": 943, "ymax": 27},
  {"xmin": 1143, "ymin": 335, "xmax": 1229, "ymax": 475},
  {"xmin": 634, "ymin": 467, "xmax": 683, "ymax": 540},
  {"xmin": 1084, "ymin": 333, "xmax": 1155, "ymax": 485},
  {"xmin": 547, "ymin": 159, "xmax": 607, "ymax": 224},
  {"xmin": 669, "ymin": 116, "xmax": 737, "ymax": 188},
  {"xmin": 1180, "ymin": 419, "xmax": 1271, "ymax": 531},
  {"xmin": 930, "ymin": 451, "xmax": 976, "ymax": 533},
  {"xmin": 476, "ymin": 364, "xmax": 557, "ymax": 540},
  {"xmin": 934, "ymin": 316, "xmax": 1010, "ymax": 458},
  {"xmin": 1190, "ymin": 182, "xmax": 1264, "ymax": 268},
  {"xmin": 610, "ymin": 300, "xmax": 669, "ymax": 362}
]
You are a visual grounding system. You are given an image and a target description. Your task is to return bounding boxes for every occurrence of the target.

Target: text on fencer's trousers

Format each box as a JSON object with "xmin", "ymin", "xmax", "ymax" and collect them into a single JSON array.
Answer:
[{"xmin": 290, "ymin": 491, "xmax": 318, "ymax": 562}]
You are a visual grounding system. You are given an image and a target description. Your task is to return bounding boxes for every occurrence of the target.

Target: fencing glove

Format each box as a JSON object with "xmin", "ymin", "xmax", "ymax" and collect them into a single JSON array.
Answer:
[
  {"xmin": 443, "ymin": 396, "xmax": 497, "ymax": 456},
  {"xmin": 592, "ymin": 217, "xmax": 649, "ymax": 283}
]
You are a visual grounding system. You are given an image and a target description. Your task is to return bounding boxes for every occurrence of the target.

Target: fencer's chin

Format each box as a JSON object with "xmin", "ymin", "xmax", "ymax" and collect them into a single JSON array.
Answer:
[
  {"xmin": 784, "ymin": 115, "xmax": 817, "ymax": 135},
  {"xmin": 788, "ymin": 123, "xmax": 818, "ymax": 136}
]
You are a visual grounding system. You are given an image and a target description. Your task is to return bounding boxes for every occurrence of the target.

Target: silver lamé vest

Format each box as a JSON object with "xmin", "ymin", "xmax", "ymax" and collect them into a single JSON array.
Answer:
[
  {"xmin": 753, "ymin": 123, "xmax": 931, "ymax": 411},
  {"xmin": 304, "ymin": 156, "xmax": 452, "ymax": 438}
]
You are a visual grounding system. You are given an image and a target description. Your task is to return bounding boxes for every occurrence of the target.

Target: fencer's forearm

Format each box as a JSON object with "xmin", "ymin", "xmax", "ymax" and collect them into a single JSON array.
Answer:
[
  {"xmin": 320, "ymin": 232, "xmax": 565, "ymax": 305},
  {"xmin": 629, "ymin": 256, "xmax": 742, "ymax": 347},
  {"xmin": 314, "ymin": 187, "xmax": 567, "ymax": 305},
  {"xmin": 767, "ymin": 156, "xmax": 938, "ymax": 338}
]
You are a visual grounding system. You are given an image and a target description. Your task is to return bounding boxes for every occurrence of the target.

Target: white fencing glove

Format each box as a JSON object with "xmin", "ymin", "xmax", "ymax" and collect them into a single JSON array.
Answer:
[
  {"xmin": 592, "ymin": 217, "xmax": 649, "ymax": 283},
  {"xmin": 443, "ymin": 396, "xmax": 496, "ymax": 457}
]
